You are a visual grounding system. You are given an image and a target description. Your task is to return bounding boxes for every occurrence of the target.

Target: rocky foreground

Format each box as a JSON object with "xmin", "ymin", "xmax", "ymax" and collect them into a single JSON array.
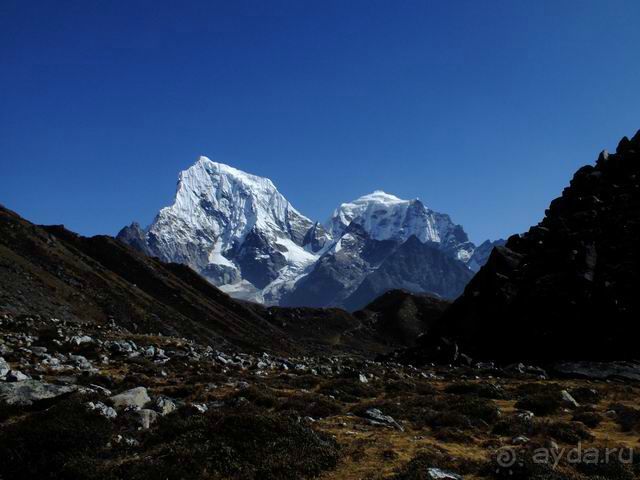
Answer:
[{"xmin": 3, "ymin": 311, "xmax": 640, "ymax": 480}]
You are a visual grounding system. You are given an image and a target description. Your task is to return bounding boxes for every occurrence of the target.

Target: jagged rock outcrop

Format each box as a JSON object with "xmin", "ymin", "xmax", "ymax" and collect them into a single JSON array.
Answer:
[
  {"xmin": 467, "ymin": 239, "xmax": 506, "ymax": 272},
  {"xmin": 420, "ymin": 130, "xmax": 640, "ymax": 362}
]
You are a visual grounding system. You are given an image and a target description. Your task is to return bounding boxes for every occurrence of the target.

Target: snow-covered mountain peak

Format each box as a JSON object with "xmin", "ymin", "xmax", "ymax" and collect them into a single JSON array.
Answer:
[
  {"xmin": 327, "ymin": 190, "xmax": 433, "ymax": 241},
  {"xmin": 166, "ymin": 157, "xmax": 311, "ymax": 246},
  {"xmin": 355, "ymin": 190, "xmax": 406, "ymax": 205},
  {"xmin": 118, "ymin": 159, "xmax": 489, "ymax": 307}
]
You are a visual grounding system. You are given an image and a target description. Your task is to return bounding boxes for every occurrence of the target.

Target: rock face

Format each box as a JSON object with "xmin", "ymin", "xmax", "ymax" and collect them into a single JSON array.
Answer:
[
  {"xmin": 467, "ymin": 239, "xmax": 506, "ymax": 272},
  {"xmin": 425, "ymin": 131, "xmax": 640, "ymax": 362},
  {"xmin": 118, "ymin": 160, "xmax": 498, "ymax": 308},
  {"xmin": 342, "ymin": 236, "xmax": 474, "ymax": 311},
  {"xmin": 0, "ymin": 380, "xmax": 77, "ymax": 406},
  {"xmin": 326, "ymin": 190, "xmax": 475, "ymax": 263},
  {"xmin": 282, "ymin": 193, "xmax": 478, "ymax": 309}
]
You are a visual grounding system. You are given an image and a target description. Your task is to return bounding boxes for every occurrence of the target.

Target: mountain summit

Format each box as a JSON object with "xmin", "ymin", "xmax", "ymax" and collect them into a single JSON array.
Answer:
[
  {"xmin": 327, "ymin": 190, "xmax": 475, "ymax": 263},
  {"xmin": 118, "ymin": 157, "xmax": 497, "ymax": 307},
  {"xmin": 118, "ymin": 157, "xmax": 318, "ymax": 304}
]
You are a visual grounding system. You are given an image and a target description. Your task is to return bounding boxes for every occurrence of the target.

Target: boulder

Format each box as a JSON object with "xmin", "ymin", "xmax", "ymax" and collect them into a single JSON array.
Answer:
[
  {"xmin": 365, "ymin": 408, "xmax": 404, "ymax": 431},
  {"xmin": 427, "ymin": 468, "xmax": 463, "ymax": 480},
  {"xmin": 110, "ymin": 387, "xmax": 151, "ymax": 409},
  {"xmin": 5, "ymin": 370, "xmax": 30, "ymax": 382},
  {"xmin": 87, "ymin": 401, "xmax": 118, "ymax": 419},
  {"xmin": 136, "ymin": 408, "xmax": 158, "ymax": 429},
  {"xmin": 0, "ymin": 357, "xmax": 9, "ymax": 377},
  {"xmin": 561, "ymin": 390, "xmax": 580, "ymax": 408},
  {"xmin": 0, "ymin": 380, "xmax": 77, "ymax": 406},
  {"xmin": 155, "ymin": 396, "xmax": 177, "ymax": 415},
  {"xmin": 69, "ymin": 335, "xmax": 93, "ymax": 347}
]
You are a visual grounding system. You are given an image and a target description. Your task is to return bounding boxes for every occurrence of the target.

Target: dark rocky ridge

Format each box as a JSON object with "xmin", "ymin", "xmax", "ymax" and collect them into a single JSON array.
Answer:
[
  {"xmin": 415, "ymin": 130, "xmax": 640, "ymax": 362},
  {"xmin": 0, "ymin": 205, "xmax": 291, "ymax": 354}
]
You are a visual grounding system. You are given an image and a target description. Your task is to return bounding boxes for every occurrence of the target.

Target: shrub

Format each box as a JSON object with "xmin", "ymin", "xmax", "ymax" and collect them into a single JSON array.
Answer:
[
  {"xmin": 0, "ymin": 397, "xmax": 114, "ymax": 480},
  {"xmin": 279, "ymin": 394, "xmax": 342, "ymax": 418},
  {"xmin": 609, "ymin": 403, "xmax": 640, "ymax": 432},
  {"xmin": 230, "ymin": 386, "xmax": 279, "ymax": 408},
  {"xmin": 543, "ymin": 421, "xmax": 594, "ymax": 444},
  {"xmin": 391, "ymin": 447, "xmax": 485, "ymax": 479},
  {"xmin": 445, "ymin": 382, "xmax": 507, "ymax": 399},
  {"xmin": 572, "ymin": 411, "xmax": 603, "ymax": 428},
  {"xmin": 515, "ymin": 393, "xmax": 563, "ymax": 416},
  {"xmin": 569, "ymin": 387, "xmax": 601, "ymax": 405},
  {"xmin": 123, "ymin": 411, "xmax": 340, "ymax": 480},
  {"xmin": 318, "ymin": 378, "xmax": 374, "ymax": 402}
]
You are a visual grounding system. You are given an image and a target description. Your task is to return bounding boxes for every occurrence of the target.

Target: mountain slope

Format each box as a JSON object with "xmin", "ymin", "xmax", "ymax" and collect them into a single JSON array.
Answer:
[
  {"xmin": 282, "ymin": 192, "xmax": 479, "ymax": 308},
  {"xmin": 343, "ymin": 236, "xmax": 474, "ymax": 311},
  {"xmin": 2, "ymin": 205, "xmax": 442, "ymax": 357},
  {"xmin": 0, "ymin": 205, "xmax": 293, "ymax": 353},
  {"xmin": 354, "ymin": 289, "xmax": 451, "ymax": 347},
  {"xmin": 416, "ymin": 130, "xmax": 640, "ymax": 362}
]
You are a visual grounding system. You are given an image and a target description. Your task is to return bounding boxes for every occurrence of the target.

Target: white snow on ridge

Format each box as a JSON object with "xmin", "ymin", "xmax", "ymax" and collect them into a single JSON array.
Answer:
[
  {"xmin": 327, "ymin": 190, "xmax": 456, "ymax": 245},
  {"xmin": 126, "ymin": 157, "xmax": 482, "ymax": 306}
]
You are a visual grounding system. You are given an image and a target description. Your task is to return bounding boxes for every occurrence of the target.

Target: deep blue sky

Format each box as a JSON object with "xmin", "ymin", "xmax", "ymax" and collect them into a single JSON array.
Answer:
[{"xmin": 2, "ymin": 1, "xmax": 639, "ymax": 243}]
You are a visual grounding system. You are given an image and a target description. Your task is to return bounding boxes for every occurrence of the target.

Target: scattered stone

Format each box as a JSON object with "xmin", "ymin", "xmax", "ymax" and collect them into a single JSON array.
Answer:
[
  {"xmin": 358, "ymin": 373, "xmax": 368, "ymax": 384},
  {"xmin": 89, "ymin": 384, "xmax": 112, "ymax": 396},
  {"xmin": 427, "ymin": 468, "xmax": 463, "ymax": 480},
  {"xmin": 87, "ymin": 401, "xmax": 117, "ymax": 419},
  {"xmin": 5, "ymin": 370, "xmax": 30, "ymax": 382},
  {"xmin": 512, "ymin": 435, "xmax": 530, "ymax": 445},
  {"xmin": 136, "ymin": 408, "xmax": 158, "ymax": 429},
  {"xmin": 516, "ymin": 410, "xmax": 535, "ymax": 422},
  {"xmin": 110, "ymin": 387, "xmax": 151, "ymax": 409},
  {"xmin": 561, "ymin": 390, "xmax": 580, "ymax": 408},
  {"xmin": 114, "ymin": 434, "xmax": 139, "ymax": 447},
  {"xmin": 365, "ymin": 408, "xmax": 404, "ymax": 431},
  {"xmin": 192, "ymin": 403, "xmax": 208, "ymax": 414},
  {"xmin": 0, "ymin": 380, "xmax": 77, "ymax": 406},
  {"xmin": 0, "ymin": 357, "xmax": 9, "ymax": 377},
  {"xmin": 69, "ymin": 335, "xmax": 93, "ymax": 347},
  {"xmin": 155, "ymin": 396, "xmax": 177, "ymax": 415}
]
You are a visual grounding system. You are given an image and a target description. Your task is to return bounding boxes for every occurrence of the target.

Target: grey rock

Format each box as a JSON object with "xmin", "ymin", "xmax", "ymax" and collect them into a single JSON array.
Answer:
[
  {"xmin": 427, "ymin": 468, "xmax": 463, "ymax": 480},
  {"xmin": 0, "ymin": 357, "xmax": 9, "ymax": 377},
  {"xmin": 155, "ymin": 396, "xmax": 177, "ymax": 415},
  {"xmin": 191, "ymin": 403, "xmax": 208, "ymax": 414},
  {"xmin": 561, "ymin": 390, "xmax": 580, "ymax": 408},
  {"xmin": 0, "ymin": 380, "xmax": 77, "ymax": 406},
  {"xmin": 136, "ymin": 409, "xmax": 158, "ymax": 429},
  {"xmin": 365, "ymin": 408, "xmax": 404, "ymax": 431},
  {"xmin": 512, "ymin": 435, "xmax": 530, "ymax": 445},
  {"xmin": 5, "ymin": 370, "xmax": 30, "ymax": 382},
  {"xmin": 69, "ymin": 335, "xmax": 93, "ymax": 347},
  {"xmin": 69, "ymin": 354, "xmax": 94, "ymax": 371},
  {"xmin": 110, "ymin": 387, "xmax": 151, "ymax": 409},
  {"xmin": 87, "ymin": 401, "xmax": 117, "ymax": 419},
  {"xmin": 516, "ymin": 410, "xmax": 535, "ymax": 422},
  {"xmin": 105, "ymin": 340, "xmax": 137, "ymax": 355}
]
